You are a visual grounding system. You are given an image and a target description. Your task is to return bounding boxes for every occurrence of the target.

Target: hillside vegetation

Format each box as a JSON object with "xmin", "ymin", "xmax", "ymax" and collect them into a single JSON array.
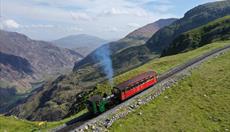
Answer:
[
  {"xmin": 0, "ymin": 110, "xmax": 87, "ymax": 132},
  {"xmin": 8, "ymin": 40, "xmax": 230, "ymax": 121},
  {"xmin": 0, "ymin": 115, "xmax": 39, "ymax": 132},
  {"xmin": 147, "ymin": 0, "xmax": 230, "ymax": 52},
  {"xmin": 110, "ymin": 46, "xmax": 230, "ymax": 132},
  {"xmin": 2, "ymin": 41, "xmax": 230, "ymax": 131},
  {"xmin": 93, "ymin": 41, "xmax": 230, "ymax": 94},
  {"xmin": 74, "ymin": 18, "xmax": 177, "ymax": 70},
  {"xmin": 162, "ymin": 16, "xmax": 230, "ymax": 56},
  {"xmin": 1, "ymin": 41, "xmax": 230, "ymax": 131}
]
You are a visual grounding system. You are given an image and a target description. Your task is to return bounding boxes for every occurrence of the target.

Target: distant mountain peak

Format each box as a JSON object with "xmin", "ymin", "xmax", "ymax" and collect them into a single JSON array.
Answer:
[
  {"xmin": 57, "ymin": 34, "xmax": 104, "ymax": 40},
  {"xmin": 53, "ymin": 34, "xmax": 108, "ymax": 56},
  {"xmin": 125, "ymin": 18, "xmax": 178, "ymax": 40},
  {"xmin": 74, "ymin": 18, "xmax": 177, "ymax": 71}
]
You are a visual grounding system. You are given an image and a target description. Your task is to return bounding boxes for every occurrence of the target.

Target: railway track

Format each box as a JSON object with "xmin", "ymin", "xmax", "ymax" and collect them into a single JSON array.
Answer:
[{"xmin": 54, "ymin": 44, "xmax": 230, "ymax": 132}]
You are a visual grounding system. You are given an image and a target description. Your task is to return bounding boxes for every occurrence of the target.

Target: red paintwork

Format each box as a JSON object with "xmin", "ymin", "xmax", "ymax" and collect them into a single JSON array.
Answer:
[
  {"xmin": 117, "ymin": 71, "xmax": 157, "ymax": 91},
  {"xmin": 120, "ymin": 77, "xmax": 157, "ymax": 101}
]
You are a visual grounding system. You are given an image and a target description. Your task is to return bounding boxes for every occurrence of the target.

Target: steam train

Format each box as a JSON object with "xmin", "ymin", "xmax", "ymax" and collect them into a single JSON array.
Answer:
[{"xmin": 86, "ymin": 71, "xmax": 158, "ymax": 114}]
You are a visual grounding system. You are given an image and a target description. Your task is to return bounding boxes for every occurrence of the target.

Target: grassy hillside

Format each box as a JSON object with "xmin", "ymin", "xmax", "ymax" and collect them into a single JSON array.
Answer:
[
  {"xmin": 146, "ymin": 0, "xmax": 230, "ymax": 52},
  {"xmin": 162, "ymin": 16, "xmax": 230, "ymax": 56},
  {"xmin": 110, "ymin": 46, "xmax": 230, "ymax": 132},
  {"xmin": 0, "ymin": 115, "xmax": 39, "ymax": 132},
  {"xmin": 11, "ymin": 41, "xmax": 230, "ymax": 122},
  {"xmin": 0, "ymin": 110, "xmax": 87, "ymax": 132},
  {"xmin": 1, "ymin": 41, "xmax": 230, "ymax": 131},
  {"xmin": 94, "ymin": 41, "xmax": 230, "ymax": 94}
]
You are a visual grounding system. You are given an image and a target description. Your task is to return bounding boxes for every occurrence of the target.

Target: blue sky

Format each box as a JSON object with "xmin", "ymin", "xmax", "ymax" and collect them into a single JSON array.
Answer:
[{"xmin": 0, "ymin": 0, "xmax": 221, "ymax": 41}]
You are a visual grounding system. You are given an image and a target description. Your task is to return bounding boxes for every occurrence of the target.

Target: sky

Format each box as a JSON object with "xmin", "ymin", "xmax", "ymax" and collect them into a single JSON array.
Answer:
[{"xmin": 0, "ymin": 0, "xmax": 222, "ymax": 41}]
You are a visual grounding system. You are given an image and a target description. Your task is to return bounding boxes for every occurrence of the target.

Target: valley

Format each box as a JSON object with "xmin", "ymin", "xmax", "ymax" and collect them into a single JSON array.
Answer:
[
  {"xmin": 1, "ymin": 41, "xmax": 229, "ymax": 132},
  {"xmin": 0, "ymin": 30, "xmax": 83, "ymax": 113}
]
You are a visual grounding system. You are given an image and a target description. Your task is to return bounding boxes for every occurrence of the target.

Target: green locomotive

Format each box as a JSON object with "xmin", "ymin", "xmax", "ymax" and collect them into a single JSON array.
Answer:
[{"xmin": 86, "ymin": 94, "xmax": 115, "ymax": 114}]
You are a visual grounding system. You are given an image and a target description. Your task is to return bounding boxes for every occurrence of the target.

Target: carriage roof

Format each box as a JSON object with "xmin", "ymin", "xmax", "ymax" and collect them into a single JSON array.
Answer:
[{"xmin": 116, "ymin": 71, "xmax": 157, "ymax": 91}]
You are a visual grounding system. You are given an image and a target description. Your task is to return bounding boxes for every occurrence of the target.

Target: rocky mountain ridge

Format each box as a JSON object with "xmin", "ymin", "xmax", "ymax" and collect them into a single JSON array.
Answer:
[{"xmin": 0, "ymin": 30, "xmax": 83, "ymax": 92}]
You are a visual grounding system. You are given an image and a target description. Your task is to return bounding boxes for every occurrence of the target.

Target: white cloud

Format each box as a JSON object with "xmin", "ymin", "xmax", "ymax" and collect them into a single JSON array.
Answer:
[
  {"xmin": 154, "ymin": 5, "xmax": 174, "ymax": 13},
  {"xmin": 67, "ymin": 27, "xmax": 83, "ymax": 32},
  {"xmin": 1, "ymin": 19, "xmax": 58, "ymax": 31},
  {"xmin": 1, "ymin": 0, "xmax": 177, "ymax": 40},
  {"xmin": 101, "ymin": 7, "xmax": 149, "ymax": 17},
  {"xmin": 107, "ymin": 27, "xmax": 120, "ymax": 32},
  {"xmin": 127, "ymin": 23, "xmax": 141, "ymax": 28},
  {"xmin": 1, "ymin": 19, "xmax": 20, "ymax": 29},
  {"xmin": 21, "ymin": 24, "xmax": 54, "ymax": 29},
  {"xmin": 103, "ymin": 8, "xmax": 129, "ymax": 15},
  {"xmin": 69, "ymin": 11, "xmax": 92, "ymax": 21}
]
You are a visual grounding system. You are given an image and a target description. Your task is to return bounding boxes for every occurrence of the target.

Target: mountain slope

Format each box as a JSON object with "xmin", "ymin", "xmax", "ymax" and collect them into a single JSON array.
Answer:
[
  {"xmin": 7, "ymin": 18, "xmax": 176, "ymax": 121},
  {"xmin": 74, "ymin": 18, "xmax": 177, "ymax": 70},
  {"xmin": 162, "ymin": 15, "xmax": 230, "ymax": 56},
  {"xmin": 126, "ymin": 18, "xmax": 177, "ymax": 41},
  {"xmin": 0, "ymin": 52, "xmax": 35, "ymax": 92},
  {"xmin": 8, "ymin": 40, "xmax": 230, "ymax": 121},
  {"xmin": 53, "ymin": 34, "xmax": 108, "ymax": 56},
  {"xmin": 2, "ymin": 41, "xmax": 230, "ymax": 131},
  {"xmin": 0, "ymin": 30, "xmax": 83, "ymax": 76},
  {"xmin": 0, "ymin": 29, "xmax": 83, "ymax": 97}
]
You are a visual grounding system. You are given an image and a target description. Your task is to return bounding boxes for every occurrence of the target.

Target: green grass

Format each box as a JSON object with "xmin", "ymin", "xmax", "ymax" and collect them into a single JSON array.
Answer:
[
  {"xmin": 44, "ymin": 109, "xmax": 87, "ymax": 130},
  {"xmin": 0, "ymin": 115, "xmax": 39, "ymax": 132},
  {"xmin": 0, "ymin": 109, "xmax": 87, "ymax": 132},
  {"xmin": 163, "ymin": 15, "xmax": 230, "ymax": 56},
  {"xmin": 1, "ymin": 41, "xmax": 230, "ymax": 131},
  {"xmin": 95, "ymin": 41, "xmax": 230, "ymax": 94},
  {"xmin": 110, "ymin": 45, "xmax": 230, "ymax": 132}
]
